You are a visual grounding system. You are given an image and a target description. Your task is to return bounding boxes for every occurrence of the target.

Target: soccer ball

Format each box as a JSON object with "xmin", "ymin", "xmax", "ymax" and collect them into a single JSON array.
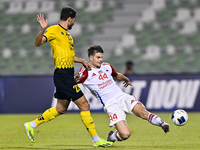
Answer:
[{"xmin": 171, "ymin": 109, "xmax": 188, "ymax": 126}]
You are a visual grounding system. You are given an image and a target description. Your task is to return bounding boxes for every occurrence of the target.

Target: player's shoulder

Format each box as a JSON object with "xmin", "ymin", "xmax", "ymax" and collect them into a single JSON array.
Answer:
[
  {"xmin": 101, "ymin": 62, "xmax": 113, "ymax": 69},
  {"xmin": 50, "ymin": 25, "xmax": 59, "ymax": 28},
  {"xmin": 46, "ymin": 25, "xmax": 58, "ymax": 31},
  {"xmin": 102, "ymin": 62, "xmax": 110, "ymax": 66}
]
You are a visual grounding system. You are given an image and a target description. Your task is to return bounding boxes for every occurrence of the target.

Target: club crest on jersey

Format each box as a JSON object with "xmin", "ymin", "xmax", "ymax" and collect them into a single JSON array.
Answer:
[
  {"xmin": 106, "ymin": 69, "xmax": 108, "ymax": 72},
  {"xmin": 98, "ymin": 70, "xmax": 103, "ymax": 74},
  {"xmin": 92, "ymin": 73, "xmax": 96, "ymax": 77},
  {"xmin": 61, "ymin": 32, "xmax": 64, "ymax": 35}
]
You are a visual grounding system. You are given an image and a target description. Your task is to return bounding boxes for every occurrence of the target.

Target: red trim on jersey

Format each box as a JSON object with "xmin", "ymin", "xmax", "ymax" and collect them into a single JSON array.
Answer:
[
  {"xmin": 109, "ymin": 64, "xmax": 118, "ymax": 77},
  {"xmin": 78, "ymin": 67, "xmax": 88, "ymax": 83},
  {"xmin": 102, "ymin": 62, "xmax": 109, "ymax": 65}
]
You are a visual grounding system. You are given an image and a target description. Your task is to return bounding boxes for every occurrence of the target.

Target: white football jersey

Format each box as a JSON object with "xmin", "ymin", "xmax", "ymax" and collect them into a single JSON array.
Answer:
[{"xmin": 78, "ymin": 62, "xmax": 124, "ymax": 106}]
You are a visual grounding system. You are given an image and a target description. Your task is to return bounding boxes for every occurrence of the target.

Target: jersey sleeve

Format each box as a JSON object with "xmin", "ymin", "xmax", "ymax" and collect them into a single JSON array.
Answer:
[
  {"xmin": 109, "ymin": 64, "xmax": 118, "ymax": 77},
  {"xmin": 43, "ymin": 26, "xmax": 55, "ymax": 42},
  {"xmin": 78, "ymin": 67, "xmax": 88, "ymax": 83}
]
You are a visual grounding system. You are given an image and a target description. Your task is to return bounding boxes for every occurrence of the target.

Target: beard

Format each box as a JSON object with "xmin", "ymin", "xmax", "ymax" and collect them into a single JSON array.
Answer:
[{"xmin": 68, "ymin": 24, "xmax": 73, "ymax": 30}]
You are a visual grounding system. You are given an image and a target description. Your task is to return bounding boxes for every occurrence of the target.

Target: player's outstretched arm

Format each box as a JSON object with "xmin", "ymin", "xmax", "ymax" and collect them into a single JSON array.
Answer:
[
  {"xmin": 114, "ymin": 73, "xmax": 132, "ymax": 87},
  {"xmin": 74, "ymin": 57, "xmax": 91, "ymax": 70},
  {"xmin": 35, "ymin": 14, "xmax": 48, "ymax": 47}
]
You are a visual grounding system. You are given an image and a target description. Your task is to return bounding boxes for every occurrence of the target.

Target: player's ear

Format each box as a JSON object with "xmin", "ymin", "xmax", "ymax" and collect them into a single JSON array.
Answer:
[
  {"xmin": 89, "ymin": 55, "xmax": 93, "ymax": 61},
  {"xmin": 67, "ymin": 17, "xmax": 72, "ymax": 22}
]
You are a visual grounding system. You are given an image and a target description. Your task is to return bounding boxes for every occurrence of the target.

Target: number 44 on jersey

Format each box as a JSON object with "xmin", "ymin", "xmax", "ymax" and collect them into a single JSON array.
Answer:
[
  {"xmin": 110, "ymin": 113, "xmax": 118, "ymax": 121},
  {"xmin": 99, "ymin": 73, "xmax": 108, "ymax": 80}
]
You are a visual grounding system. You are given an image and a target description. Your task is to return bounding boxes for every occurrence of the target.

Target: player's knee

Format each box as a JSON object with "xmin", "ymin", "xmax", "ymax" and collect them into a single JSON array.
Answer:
[
  {"xmin": 79, "ymin": 101, "xmax": 90, "ymax": 111},
  {"xmin": 58, "ymin": 109, "xmax": 67, "ymax": 114},
  {"xmin": 56, "ymin": 107, "xmax": 67, "ymax": 114},
  {"xmin": 120, "ymin": 131, "xmax": 131, "ymax": 140}
]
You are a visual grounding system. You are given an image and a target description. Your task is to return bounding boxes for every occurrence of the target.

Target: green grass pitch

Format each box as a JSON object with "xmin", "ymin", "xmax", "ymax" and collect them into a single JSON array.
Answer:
[{"xmin": 0, "ymin": 112, "xmax": 199, "ymax": 150}]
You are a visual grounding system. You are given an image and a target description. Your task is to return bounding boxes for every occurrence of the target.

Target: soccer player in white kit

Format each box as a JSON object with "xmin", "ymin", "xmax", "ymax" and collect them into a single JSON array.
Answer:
[{"xmin": 75, "ymin": 45, "xmax": 169, "ymax": 143}]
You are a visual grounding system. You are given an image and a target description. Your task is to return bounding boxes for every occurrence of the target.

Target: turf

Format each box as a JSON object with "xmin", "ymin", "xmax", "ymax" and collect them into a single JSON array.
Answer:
[{"xmin": 0, "ymin": 113, "xmax": 199, "ymax": 150}]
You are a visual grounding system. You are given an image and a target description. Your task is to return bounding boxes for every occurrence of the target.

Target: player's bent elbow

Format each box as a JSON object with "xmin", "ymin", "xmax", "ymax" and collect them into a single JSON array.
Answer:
[
  {"xmin": 35, "ymin": 40, "xmax": 45, "ymax": 47},
  {"xmin": 35, "ymin": 42, "xmax": 41, "ymax": 47}
]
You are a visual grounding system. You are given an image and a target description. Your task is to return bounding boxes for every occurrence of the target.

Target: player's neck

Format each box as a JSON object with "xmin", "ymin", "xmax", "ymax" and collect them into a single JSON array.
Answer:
[
  {"xmin": 90, "ymin": 63, "xmax": 100, "ymax": 69},
  {"xmin": 59, "ymin": 21, "xmax": 68, "ymax": 30}
]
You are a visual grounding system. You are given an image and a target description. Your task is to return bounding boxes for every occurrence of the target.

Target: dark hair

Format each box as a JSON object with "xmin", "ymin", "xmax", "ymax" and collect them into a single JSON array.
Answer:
[
  {"xmin": 60, "ymin": 6, "xmax": 76, "ymax": 21},
  {"xmin": 126, "ymin": 61, "xmax": 134, "ymax": 70},
  {"xmin": 88, "ymin": 45, "xmax": 104, "ymax": 57}
]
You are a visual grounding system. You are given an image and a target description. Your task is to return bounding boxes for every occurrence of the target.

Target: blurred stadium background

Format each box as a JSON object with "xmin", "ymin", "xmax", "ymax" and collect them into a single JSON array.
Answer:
[{"xmin": 1, "ymin": 0, "xmax": 200, "ymax": 76}]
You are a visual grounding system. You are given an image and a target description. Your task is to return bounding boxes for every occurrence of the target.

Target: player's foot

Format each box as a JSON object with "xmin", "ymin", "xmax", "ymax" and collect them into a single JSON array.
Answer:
[
  {"xmin": 93, "ymin": 138, "xmax": 113, "ymax": 147},
  {"xmin": 24, "ymin": 122, "xmax": 35, "ymax": 143},
  {"xmin": 107, "ymin": 131, "xmax": 115, "ymax": 143},
  {"xmin": 161, "ymin": 122, "xmax": 170, "ymax": 133}
]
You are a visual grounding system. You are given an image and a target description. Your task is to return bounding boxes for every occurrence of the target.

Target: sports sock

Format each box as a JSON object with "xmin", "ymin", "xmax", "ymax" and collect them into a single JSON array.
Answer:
[
  {"xmin": 34, "ymin": 106, "xmax": 60, "ymax": 126},
  {"xmin": 80, "ymin": 111, "xmax": 99, "ymax": 142},
  {"xmin": 30, "ymin": 120, "xmax": 37, "ymax": 129},
  {"xmin": 148, "ymin": 113, "xmax": 163, "ymax": 126},
  {"xmin": 92, "ymin": 134, "xmax": 100, "ymax": 143},
  {"xmin": 110, "ymin": 131, "xmax": 122, "ymax": 141}
]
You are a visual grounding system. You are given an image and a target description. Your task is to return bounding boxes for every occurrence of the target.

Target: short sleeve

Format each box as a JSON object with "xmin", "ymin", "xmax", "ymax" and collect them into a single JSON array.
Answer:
[
  {"xmin": 78, "ymin": 67, "xmax": 88, "ymax": 83},
  {"xmin": 110, "ymin": 64, "xmax": 118, "ymax": 77},
  {"xmin": 43, "ymin": 26, "xmax": 55, "ymax": 42}
]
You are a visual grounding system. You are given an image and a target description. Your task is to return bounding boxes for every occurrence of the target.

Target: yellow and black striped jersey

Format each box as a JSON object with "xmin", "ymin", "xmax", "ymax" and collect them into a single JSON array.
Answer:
[{"xmin": 44, "ymin": 24, "xmax": 75, "ymax": 69}]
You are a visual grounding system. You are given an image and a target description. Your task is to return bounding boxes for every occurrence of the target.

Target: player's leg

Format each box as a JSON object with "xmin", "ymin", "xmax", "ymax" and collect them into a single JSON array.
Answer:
[
  {"xmin": 131, "ymin": 103, "xmax": 169, "ymax": 133},
  {"xmin": 131, "ymin": 103, "xmax": 149, "ymax": 120},
  {"xmin": 105, "ymin": 97, "xmax": 131, "ymax": 142},
  {"xmin": 107, "ymin": 120, "xmax": 131, "ymax": 142},
  {"xmin": 31, "ymin": 99, "xmax": 69, "ymax": 127},
  {"xmin": 24, "ymin": 99, "xmax": 70, "ymax": 142},
  {"xmin": 74, "ymin": 95, "xmax": 97, "ymax": 138},
  {"xmin": 74, "ymin": 95, "xmax": 113, "ymax": 147}
]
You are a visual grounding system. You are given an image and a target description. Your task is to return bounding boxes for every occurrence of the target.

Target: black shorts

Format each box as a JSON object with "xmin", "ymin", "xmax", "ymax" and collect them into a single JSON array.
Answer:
[{"xmin": 53, "ymin": 68, "xmax": 83, "ymax": 101}]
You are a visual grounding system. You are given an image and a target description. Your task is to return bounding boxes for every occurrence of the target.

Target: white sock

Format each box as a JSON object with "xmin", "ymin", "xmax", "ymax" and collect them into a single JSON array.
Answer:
[
  {"xmin": 110, "ymin": 131, "xmax": 122, "ymax": 141},
  {"xmin": 148, "ymin": 113, "xmax": 163, "ymax": 126},
  {"xmin": 92, "ymin": 134, "xmax": 100, "ymax": 143},
  {"xmin": 30, "ymin": 121, "xmax": 37, "ymax": 129}
]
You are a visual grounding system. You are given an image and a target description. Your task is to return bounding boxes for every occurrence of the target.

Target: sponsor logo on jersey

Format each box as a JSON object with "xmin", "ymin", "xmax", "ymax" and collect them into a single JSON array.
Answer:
[
  {"xmin": 92, "ymin": 73, "xmax": 96, "ymax": 77},
  {"xmin": 98, "ymin": 79, "xmax": 113, "ymax": 89},
  {"xmin": 131, "ymin": 100, "xmax": 135, "ymax": 104}
]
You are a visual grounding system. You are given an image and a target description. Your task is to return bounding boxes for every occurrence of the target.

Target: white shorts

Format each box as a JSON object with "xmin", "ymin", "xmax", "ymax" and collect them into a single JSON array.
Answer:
[{"xmin": 104, "ymin": 93, "xmax": 141, "ymax": 128}]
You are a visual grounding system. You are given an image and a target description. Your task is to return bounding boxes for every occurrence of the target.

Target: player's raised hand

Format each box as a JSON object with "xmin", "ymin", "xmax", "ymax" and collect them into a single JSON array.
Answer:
[
  {"xmin": 37, "ymin": 14, "xmax": 48, "ymax": 29},
  {"xmin": 82, "ymin": 61, "xmax": 91, "ymax": 71},
  {"xmin": 123, "ymin": 80, "xmax": 132, "ymax": 88}
]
